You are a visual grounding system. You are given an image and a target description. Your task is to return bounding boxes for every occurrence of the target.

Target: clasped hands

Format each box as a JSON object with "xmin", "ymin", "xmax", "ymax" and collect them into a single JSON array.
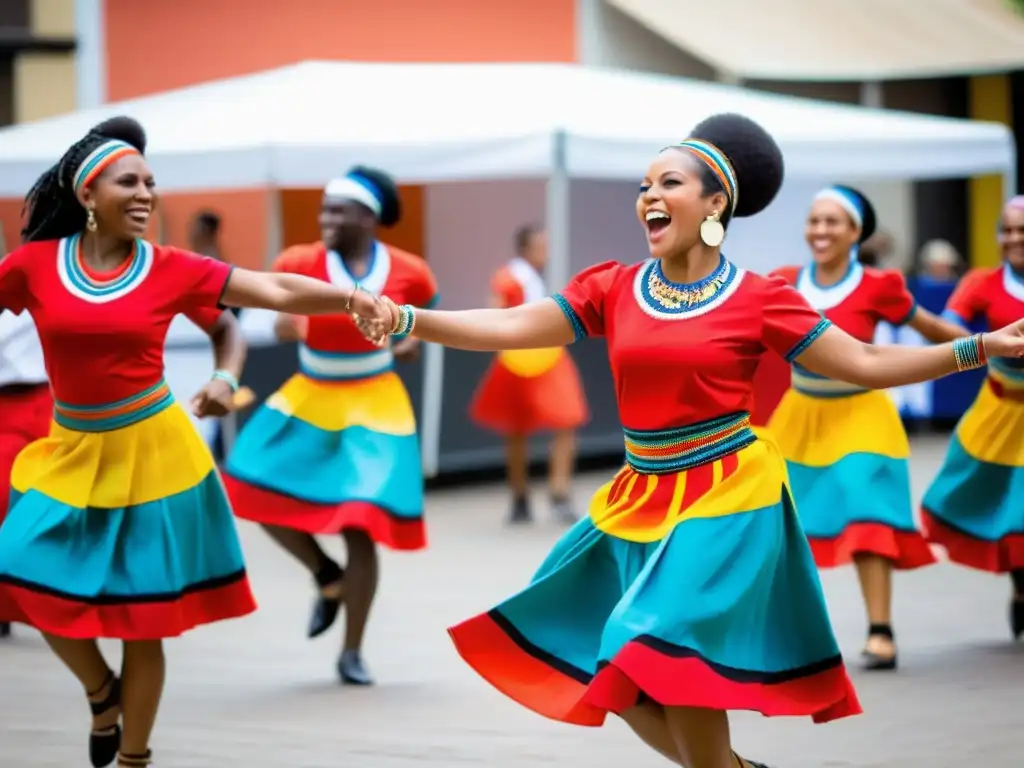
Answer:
[{"xmin": 348, "ymin": 289, "xmax": 400, "ymax": 347}]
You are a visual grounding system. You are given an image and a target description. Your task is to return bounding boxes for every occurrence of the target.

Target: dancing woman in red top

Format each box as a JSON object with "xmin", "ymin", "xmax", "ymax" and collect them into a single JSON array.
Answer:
[
  {"xmin": 356, "ymin": 113, "xmax": 1024, "ymax": 767},
  {"xmin": 0, "ymin": 117, "xmax": 389, "ymax": 768},
  {"xmin": 766, "ymin": 186, "xmax": 965, "ymax": 671},
  {"xmin": 922, "ymin": 196, "xmax": 1024, "ymax": 638}
]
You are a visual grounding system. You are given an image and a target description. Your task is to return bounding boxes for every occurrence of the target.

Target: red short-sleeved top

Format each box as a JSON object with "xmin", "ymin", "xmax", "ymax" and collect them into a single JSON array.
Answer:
[
  {"xmin": 945, "ymin": 265, "xmax": 1024, "ymax": 380},
  {"xmin": 771, "ymin": 262, "xmax": 917, "ymax": 344},
  {"xmin": 272, "ymin": 241, "xmax": 438, "ymax": 354},
  {"xmin": 0, "ymin": 236, "xmax": 232, "ymax": 406},
  {"xmin": 945, "ymin": 265, "xmax": 1024, "ymax": 330},
  {"xmin": 553, "ymin": 257, "xmax": 830, "ymax": 430}
]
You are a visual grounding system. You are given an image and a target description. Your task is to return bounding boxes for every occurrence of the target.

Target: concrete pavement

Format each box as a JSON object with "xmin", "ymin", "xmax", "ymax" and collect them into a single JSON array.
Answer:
[{"xmin": 2, "ymin": 434, "xmax": 1020, "ymax": 767}]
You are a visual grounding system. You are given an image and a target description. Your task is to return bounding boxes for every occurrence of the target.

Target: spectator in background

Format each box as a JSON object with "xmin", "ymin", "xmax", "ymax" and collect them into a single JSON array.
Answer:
[
  {"xmin": 916, "ymin": 239, "xmax": 962, "ymax": 286},
  {"xmin": 186, "ymin": 210, "xmax": 237, "ymax": 462},
  {"xmin": 189, "ymin": 210, "xmax": 222, "ymax": 259}
]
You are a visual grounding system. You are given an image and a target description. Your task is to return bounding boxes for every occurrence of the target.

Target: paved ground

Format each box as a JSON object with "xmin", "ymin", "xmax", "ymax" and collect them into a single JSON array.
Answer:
[{"xmin": 2, "ymin": 434, "xmax": 1021, "ymax": 767}]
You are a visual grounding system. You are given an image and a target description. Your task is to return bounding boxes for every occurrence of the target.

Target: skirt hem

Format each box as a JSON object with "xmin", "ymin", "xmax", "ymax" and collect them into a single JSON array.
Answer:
[
  {"xmin": 0, "ymin": 571, "xmax": 257, "ymax": 640},
  {"xmin": 448, "ymin": 609, "xmax": 861, "ymax": 727},
  {"xmin": 223, "ymin": 474, "xmax": 427, "ymax": 550},
  {"xmin": 807, "ymin": 522, "xmax": 937, "ymax": 570},
  {"xmin": 922, "ymin": 508, "xmax": 1024, "ymax": 573}
]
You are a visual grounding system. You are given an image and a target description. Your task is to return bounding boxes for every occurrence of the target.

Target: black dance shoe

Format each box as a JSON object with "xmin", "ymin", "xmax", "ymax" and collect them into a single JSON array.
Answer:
[
  {"xmin": 507, "ymin": 495, "xmax": 532, "ymax": 524},
  {"xmin": 88, "ymin": 673, "xmax": 122, "ymax": 768},
  {"xmin": 862, "ymin": 623, "xmax": 898, "ymax": 671},
  {"xmin": 307, "ymin": 560, "xmax": 346, "ymax": 640},
  {"xmin": 0, "ymin": 621, "xmax": 10, "ymax": 638},
  {"xmin": 1011, "ymin": 598, "xmax": 1024, "ymax": 640},
  {"xmin": 337, "ymin": 649, "xmax": 375, "ymax": 686}
]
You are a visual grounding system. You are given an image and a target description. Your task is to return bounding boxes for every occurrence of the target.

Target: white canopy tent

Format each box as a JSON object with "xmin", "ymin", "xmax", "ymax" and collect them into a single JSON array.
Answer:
[
  {"xmin": 0, "ymin": 61, "xmax": 1014, "ymax": 193},
  {"xmin": 0, "ymin": 62, "xmax": 1014, "ymax": 474}
]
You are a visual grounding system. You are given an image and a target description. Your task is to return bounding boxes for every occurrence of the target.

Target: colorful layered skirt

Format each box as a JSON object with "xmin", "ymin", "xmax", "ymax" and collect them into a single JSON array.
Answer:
[
  {"xmin": 0, "ymin": 379, "xmax": 256, "ymax": 640},
  {"xmin": 922, "ymin": 367, "xmax": 1024, "ymax": 572},
  {"xmin": 470, "ymin": 347, "xmax": 588, "ymax": 435},
  {"xmin": 766, "ymin": 369, "xmax": 935, "ymax": 569},
  {"xmin": 448, "ymin": 412, "xmax": 861, "ymax": 725},
  {"xmin": 223, "ymin": 347, "xmax": 425, "ymax": 550}
]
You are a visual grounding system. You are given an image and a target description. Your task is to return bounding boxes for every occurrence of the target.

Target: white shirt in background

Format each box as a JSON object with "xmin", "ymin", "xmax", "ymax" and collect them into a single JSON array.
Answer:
[{"xmin": 0, "ymin": 311, "xmax": 47, "ymax": 387}]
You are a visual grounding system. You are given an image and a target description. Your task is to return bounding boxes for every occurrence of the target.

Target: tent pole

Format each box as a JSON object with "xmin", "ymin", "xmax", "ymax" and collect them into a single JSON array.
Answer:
[{"xmin": 545, "ymin": 130, "xmax": 571, "ymax": 292}]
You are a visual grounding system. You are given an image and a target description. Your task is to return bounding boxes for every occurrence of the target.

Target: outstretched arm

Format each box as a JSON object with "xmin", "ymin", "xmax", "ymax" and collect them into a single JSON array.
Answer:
[
  {"xmin": 220, "ymin": 269, "xmax": 384, "ymax": 328},
  {"xmin": 795, "ymin": 323, "xmax": 1015, "ymax": 389},
  {"xmin": 907, "ymin": 306, "xmax": 970, "ymax": 344},
  {"xmin": 390, "ymin": 298, "xmax": 576, "ymax": 351}
]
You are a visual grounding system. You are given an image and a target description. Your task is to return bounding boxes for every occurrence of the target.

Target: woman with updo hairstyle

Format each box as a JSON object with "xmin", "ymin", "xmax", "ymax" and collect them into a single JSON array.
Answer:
[
  {"xmin": 765, "ymin": 186, "xmax": 966, "ymax": 672},
  {"xmin": 223, "ymin": 165, "xmax": 439, "ymax": 686},
  {"xmin": 353, "ymin": 112, "xmax": 1024, "ymax": 766},
  {"xmin": 0, "ymin": 117, "xmax": 393, "ymax": 767}
]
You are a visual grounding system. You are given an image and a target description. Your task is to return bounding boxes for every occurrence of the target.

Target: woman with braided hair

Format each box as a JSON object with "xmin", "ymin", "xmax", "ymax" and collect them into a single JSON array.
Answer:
[
  {"xmin": 0, "ymin": 116, "xmax": 391, "ymax": 767},
  {"xmin": 354, "ymin": 112, "xmax": 1024, "ymax": 767}
]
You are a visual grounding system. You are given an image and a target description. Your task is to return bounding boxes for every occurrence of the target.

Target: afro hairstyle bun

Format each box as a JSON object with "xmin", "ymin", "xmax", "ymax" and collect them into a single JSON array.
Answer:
[
  {"xmin": 88, "ymin": 115, "xmax": 147, "ymax": 154},
  {"xmin": 829, "ymin": 184, "xmax": 877, "ymax": 243},
  {"xmin": 688, "ymin": 113, "xmax": 783, "ymax": 219},
  {"xmin": 347, "ymin": 165, "xmax": 402, "ymax": 228}
]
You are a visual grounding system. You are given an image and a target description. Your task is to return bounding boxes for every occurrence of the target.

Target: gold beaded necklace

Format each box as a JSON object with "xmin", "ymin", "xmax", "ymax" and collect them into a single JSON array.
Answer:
[{"xmin": 646, "ymin": 258, "xmax": 728, "ymax": 310}]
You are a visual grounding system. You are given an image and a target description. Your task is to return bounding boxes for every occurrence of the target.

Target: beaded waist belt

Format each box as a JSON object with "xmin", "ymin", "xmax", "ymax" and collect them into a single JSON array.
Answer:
[
  {"xmin": 54, "ymin": 378, "xmax": 174, "ymax": 433},
  {"xmin": 623, "ymin": 411, "xmax": 756, "ymax": 475},
  {"xmin": 299, "ymin": 346, "xmax": 394, "ymax": 381}
]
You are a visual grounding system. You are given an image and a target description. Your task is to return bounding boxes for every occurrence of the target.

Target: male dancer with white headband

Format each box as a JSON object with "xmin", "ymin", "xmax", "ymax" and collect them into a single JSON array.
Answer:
[{"xmin": 223, "ymin": 166, "xmax": 440, "ymax": 685}]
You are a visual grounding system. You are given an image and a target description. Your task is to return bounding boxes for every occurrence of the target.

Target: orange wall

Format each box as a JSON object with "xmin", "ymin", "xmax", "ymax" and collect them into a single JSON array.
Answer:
[{"xmin": 104, "ymin": 0, "xmax": 577, "ymax": 101}]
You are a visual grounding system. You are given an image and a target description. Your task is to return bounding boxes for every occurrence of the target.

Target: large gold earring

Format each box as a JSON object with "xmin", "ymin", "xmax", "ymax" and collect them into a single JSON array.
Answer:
[
  {"xmin": 86, "ymin": 208, "xmax": 97, "ymax": 232},
  {"xmin": 700, "ymin": 211, "xmax": 724, "ymax": 247}
]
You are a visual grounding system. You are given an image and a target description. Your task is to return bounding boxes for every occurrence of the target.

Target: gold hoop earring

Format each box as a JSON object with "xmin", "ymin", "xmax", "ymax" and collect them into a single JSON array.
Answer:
[
  {"xmin": 699, "ymin": 211, "xmax": 724, "ymax": 247},
  {"xmin": 86, "ymin": 208, "xmax": 97, "ymax": 232}
]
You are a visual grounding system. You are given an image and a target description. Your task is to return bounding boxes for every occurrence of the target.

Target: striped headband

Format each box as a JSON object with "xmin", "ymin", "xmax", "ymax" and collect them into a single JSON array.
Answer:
[
  {"xmin": 73, "ymin": 140, "xmax": 141, "ymax": 194},
  {"xmin": 814, "ymin": 186, "xmax": 864, "ymax": 229},
  {"xmin": 675, "ymin": 139, "xmax": 738, "ymax": 214},
  {"xmin": 324, "ymin": 173, "xmax": 383, "ymax": 217}
]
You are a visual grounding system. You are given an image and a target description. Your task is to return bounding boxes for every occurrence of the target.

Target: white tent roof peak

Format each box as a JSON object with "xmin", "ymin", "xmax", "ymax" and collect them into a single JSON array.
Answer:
[{"xmin": 0, "ymin": 61, "xmax": 1013, "ymax": 195}]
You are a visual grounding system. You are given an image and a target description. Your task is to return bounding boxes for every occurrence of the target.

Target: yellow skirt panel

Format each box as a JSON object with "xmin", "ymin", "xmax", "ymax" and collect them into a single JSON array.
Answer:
[
  {"xmin": 497, "ymin": 347, "xmax": 565, "ymax": 378},
  {"xmin": 956, "ymin": 380, "xmax": 1024, "ymax": 466},
  {"xmin": 766, "ymin": 389, "xmax": 909, "ymax": 467},
  {"xmin": 11, "ymin": 403, "xmax": 215, "ymax": 509},
  {"xmin": 589, "ymin": 439, "xmax": 787, "ymax": 543},
  {"xmin": 264, "ymin": 372, "xmax": 416, "ymax": 435}
]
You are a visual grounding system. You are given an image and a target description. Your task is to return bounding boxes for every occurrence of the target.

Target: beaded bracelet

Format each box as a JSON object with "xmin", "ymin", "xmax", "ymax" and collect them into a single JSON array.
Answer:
[
  {"xmin": 391, "ymin": 304, "xmax": 417, "ymax": 339},
  {"xmin": 345, "ymin": 282, "xmax": 363, "ymax": 312},
  {"xmin": 212, "ymin": 369, "xmax": 240, "ymax": 392},
  {"xmin": 952, "ymin": 334, "xmax": 987, "ymax": 372}
]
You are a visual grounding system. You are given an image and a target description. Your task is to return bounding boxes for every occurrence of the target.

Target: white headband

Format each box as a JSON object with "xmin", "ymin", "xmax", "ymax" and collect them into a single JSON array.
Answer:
[
  {"xmin": 324, "ymin": 177, "xmax": 382, "ymax": 217},
  {"xmin": 813, "ymin": 188, "xmax": 863, "ymax": 229}
]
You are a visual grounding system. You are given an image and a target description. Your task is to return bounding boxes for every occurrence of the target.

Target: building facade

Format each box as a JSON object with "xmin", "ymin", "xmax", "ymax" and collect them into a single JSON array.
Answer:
[{"xmin": 3, "ymin": 0, "xmax": 1022, "ymax": 268}]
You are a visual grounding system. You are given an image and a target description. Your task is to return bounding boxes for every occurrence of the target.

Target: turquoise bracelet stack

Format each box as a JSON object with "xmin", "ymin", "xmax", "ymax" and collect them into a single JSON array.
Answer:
[
  {"xmin": 952, "ymin": 334, "xmax": 987, "ymax": 372},
  {"xmin": 212, "ymin": 369, "xmax": 240, "ymax": 392},
  {"xmin": 391, "ymin": 304, "xmax": 416, "ymax": 341}
]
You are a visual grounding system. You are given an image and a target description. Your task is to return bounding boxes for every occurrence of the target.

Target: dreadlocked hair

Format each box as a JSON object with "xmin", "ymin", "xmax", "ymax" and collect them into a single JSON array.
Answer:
[{"xmin": 21, "ymin": 116, "xmax": 147, "ymax": 243}]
